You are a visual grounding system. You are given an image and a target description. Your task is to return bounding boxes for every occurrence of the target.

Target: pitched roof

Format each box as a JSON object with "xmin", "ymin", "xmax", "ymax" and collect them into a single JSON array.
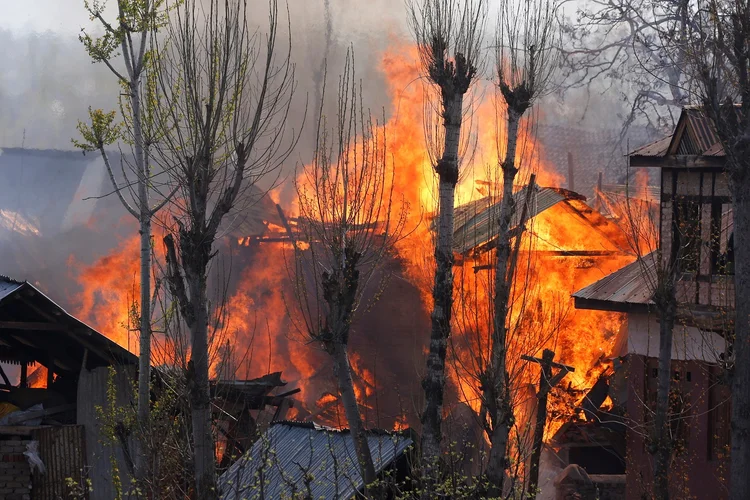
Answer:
[
  {"xmin": 572, "ymin": 253, "xmax": 657, "ymax": 311},
  {"xmin": 452, "ymin": 185, "xmax": 586, "ymax": 255},
  {"xmin": 219, "ymin": 421, "xmax": 413, "ymax": 500},
  {"xmin": 0, "ymin": 275, "xmax": 137, "ymax": 370},
  {"xmin": 629, "ymin": 136, "xmax": 672, "ymax": 158},
  {"xmin": 0, "ymin": 148, "xmax": 113, "ymax": 236},
  {"xmin": 629, "ymin": 107, "xmax": 726, "ymax": 159}
]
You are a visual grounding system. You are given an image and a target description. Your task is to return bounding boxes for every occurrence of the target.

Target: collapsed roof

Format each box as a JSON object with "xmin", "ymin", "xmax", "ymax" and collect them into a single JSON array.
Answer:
[{"xmin": 219, "ymin": 421, "xmax": 413, "ymax": 500}]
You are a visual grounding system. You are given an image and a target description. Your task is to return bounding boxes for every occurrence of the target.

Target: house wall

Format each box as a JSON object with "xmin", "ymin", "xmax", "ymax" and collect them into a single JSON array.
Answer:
[
  {"xmin": 660, "ymin": 167, "xmax": 735, "ymax": 310},
  {"xmin": 0, "ymin": 435, "xmax": 32, "ymax": 500},
  {"xmin": 624, "ymin": 351, "xmax": 730, "ymax": 499}
]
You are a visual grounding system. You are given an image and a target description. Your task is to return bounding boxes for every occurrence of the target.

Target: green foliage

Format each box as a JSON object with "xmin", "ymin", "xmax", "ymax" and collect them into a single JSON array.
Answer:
[
  {"xmin": 72, "ymin": 107, "xmax": 122, "ymax": 152},
  {"xmin": 64, "ymin": 475, "xmax": 93, "ymax": 499},
  {"xmin": 79, "ymin": 0, "xmax": 169, "ymax": 72},
  {"xmin": 94, "ymin": 366, "xmax": 132, "ymax": 500}
]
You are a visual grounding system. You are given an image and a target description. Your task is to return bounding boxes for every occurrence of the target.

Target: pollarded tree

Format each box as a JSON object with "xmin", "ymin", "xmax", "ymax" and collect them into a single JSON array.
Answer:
[
  {"xmin": 485, "ymin": 0, "xmax": 559, "ymax": 492},
  {"xmin": 74, "ymin": 0, "xmax": 172, "ymax": 484},
  {"xmin": 288, "ymin": 52, "xmax": 407, "ymax": 489},
  {"xmin": 408, "ymin": 0, "xmax": 487, "ymax": 470},
  {"xmin": 156, "ymin": 0, "xmax": 297, "ymax": 497}
]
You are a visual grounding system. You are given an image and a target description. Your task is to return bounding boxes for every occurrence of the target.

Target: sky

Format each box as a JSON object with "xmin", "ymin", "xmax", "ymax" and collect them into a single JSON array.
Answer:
[{"xmin": 0, "ymin": 0, "xmax": 112, "ymax": 34}]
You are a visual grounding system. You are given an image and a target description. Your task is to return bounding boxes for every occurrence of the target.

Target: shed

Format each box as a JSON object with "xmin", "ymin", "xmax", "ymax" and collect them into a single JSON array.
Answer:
[
  {"xmin": 218, "ymin": 421, "xmax": 414, "ymax": 499},
  {"xmin": 0, "ymin": 275, "xmax": 138, "ymax": 499}
]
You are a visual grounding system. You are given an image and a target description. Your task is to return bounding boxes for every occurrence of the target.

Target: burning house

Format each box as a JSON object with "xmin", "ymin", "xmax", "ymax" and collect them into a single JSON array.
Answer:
[{"xmin": 569, "ymin": 106, "xmax": 733, "ymax": 499}]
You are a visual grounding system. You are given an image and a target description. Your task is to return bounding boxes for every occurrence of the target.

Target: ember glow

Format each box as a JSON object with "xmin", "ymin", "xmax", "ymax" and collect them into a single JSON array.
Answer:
[{"xmin": 70, "ymin": 41, "xmax": 639, "ymax": 443}]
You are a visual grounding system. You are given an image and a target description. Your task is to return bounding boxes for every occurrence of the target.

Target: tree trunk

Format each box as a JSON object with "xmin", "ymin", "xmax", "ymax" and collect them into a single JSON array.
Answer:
[
  {"xmin": 652, "ymin": 282, "xmax": 676, "ymax": 500},
  {"xmin": 486, "ymin": 108, "xmax": 521, "ymax": 492},
  {"xmin": 421, "ymin": 92, "xmax": 463, "ymax": 468},
  {"xmin": 332, "ymin": 341, "xmax": 377, "ymax": 486},
  {"xmin": 730, "ymin": 186, "xmax": 750, "ymax": 500},
  {"xmin": 132, "ymin": 80, "xmax": 152, "ymax": 482},
  {"xmin": 188, "ymin": 272, "xmax": 216, "ymax": 500},
  {"xmin": 527, "ymin": 350, "xmax": 554, "ymax": 498}
]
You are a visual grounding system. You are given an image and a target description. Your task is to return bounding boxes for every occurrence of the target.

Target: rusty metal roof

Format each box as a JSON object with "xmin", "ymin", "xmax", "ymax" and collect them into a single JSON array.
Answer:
[
  {"xmin": 452, "ymin": 186, "xmax": 585, "ymax": 255},
  {"xmin": 629, "ymin": 136, "xmax": 671, "ymax": 157},
  {"xmin": 573, "ymin": 253, "xmax": 657, "ymax": 309},
  {"xmin": 219, "ymin": 421, "xmax": 413, "ymax": 500},
  {"xmin": 683, "ymin": 107, "xmax": 720, "ymax": 153},
  {"xmin": 629, "ymin": 107, "xmax": 727, "ymax": 159}
]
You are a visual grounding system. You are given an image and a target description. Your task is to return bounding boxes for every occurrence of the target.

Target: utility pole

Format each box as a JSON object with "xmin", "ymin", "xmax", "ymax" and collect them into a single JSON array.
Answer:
[{"xmin": 521, "ymin": 348, "xmax": 575, "ymax": 498}]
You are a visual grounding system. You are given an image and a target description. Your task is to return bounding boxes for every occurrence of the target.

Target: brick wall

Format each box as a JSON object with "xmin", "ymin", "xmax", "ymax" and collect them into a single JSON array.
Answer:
[{"xmin": 0, "ymin": 436, "xmax": 32, "ymax": 500}]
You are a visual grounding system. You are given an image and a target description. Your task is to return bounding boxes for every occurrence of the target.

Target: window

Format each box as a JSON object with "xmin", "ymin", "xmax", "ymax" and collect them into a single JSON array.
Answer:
[
  {"xmin": 710, "ymin": 202, "xmax": 734, "ymax": 275},
  {"xmin": 673, "ymin": 197, "xmax": 701, "ymax": 273}
]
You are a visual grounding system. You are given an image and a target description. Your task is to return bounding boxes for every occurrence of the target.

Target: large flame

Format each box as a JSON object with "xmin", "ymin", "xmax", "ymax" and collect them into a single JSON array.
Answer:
[{"xmin": 69, "ymin": 40, "xmax": 641, "ymax": 445}]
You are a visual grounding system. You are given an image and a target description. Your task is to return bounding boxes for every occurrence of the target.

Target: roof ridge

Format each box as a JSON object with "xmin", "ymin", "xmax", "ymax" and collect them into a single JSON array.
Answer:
[{"xmin": 270, "ymin": 420, "xmax": 412, "ymax": 436}]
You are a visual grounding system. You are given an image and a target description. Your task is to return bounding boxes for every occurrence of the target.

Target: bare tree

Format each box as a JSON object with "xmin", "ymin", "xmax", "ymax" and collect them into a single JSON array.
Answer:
[
  {"xmin": 408, "ymin": 0, "xmax": 486, "ymax": 471},
  {"xmin": 155, "ymin": 0, "xmax": 297, "ymax": 496},
  {"xmin": 485, "ymin": 0, "xmax": 559, "ymax": 492},
  {"xmin": 681, "ymin": 2, "xmax": 750, "ymax": 497},
  {"xmin": 288, "ymin": 51, "xmax": 407, "ymax": 488},
  {"xmin": 556, "ymin": 0, "xmax": 692, "ymax": 132},
  {"xmin": 74, "ymin": 0, "xmax": 173, "ymax": 482},
  {"xmin": 617, "ymin": 175, "xmax": 680, "ymax": 499}
]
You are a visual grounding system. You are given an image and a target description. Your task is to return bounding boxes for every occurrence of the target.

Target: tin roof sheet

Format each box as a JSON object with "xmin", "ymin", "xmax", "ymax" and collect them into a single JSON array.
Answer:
[
  {"xmin": 453, "ymin": 186, "xmax": 585, "ymax": 255},
  {"xmin": 629, "ymin": 136, "xmax": 672, "ymax": 157},
  {"xmin": 0, "ymin": 275, "xmax": 137, "ymax": 368},
  {"xmin": 219, "ymin": 421, "xmax": 413, "ymax": 500},
  {"xmin": 573, "ymin": 253, "xmax": 656, "ymax": 306},
  {"xmin": 0, "ymin": 276, "xmax": 23, "ymax": 302}
]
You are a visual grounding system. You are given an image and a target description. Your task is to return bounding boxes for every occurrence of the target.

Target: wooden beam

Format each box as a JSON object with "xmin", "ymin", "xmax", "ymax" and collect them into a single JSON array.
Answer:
[
  {"xmin": 630, "ymin": 155, "xmax": 725, "ymax": 169},
  {"xmin": 0, "ymin": 321, "xmax": 61, "ymax": 331},
  {"xmin": 520, "ymin": 354, "xmax": 575, "ymax": 373},
  {"xmin": 0, "ymin": 363, "xmax": 11, "ymax": 387}
]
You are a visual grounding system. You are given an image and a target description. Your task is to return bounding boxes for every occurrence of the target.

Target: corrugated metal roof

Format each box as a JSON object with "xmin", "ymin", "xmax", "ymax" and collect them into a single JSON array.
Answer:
[
  {"xmin": 685, "ymin": 107, "xmax": 720, "ymax": 153},
  {"xmin": 219, "ymin": 421, "xmax": 413, "ymax": 500},
  {"xmin": 629, "ymin": 108, "xmax": 727, "ymax": 159},
  {"xmin": 0, "ymin": 276, "xmax": 23, "ymax": 302},
  {"xmin": 573, "ymin": 253, "xmax": 656, "ymax": 306},
  {"xmin": 453, "ymin": 186, "xmax": 585, "ymax": 255},
  {"xmin": 629, "ymin": 136, "xmax": 671, "ymax": 157},
  {"xmin": 0, "ymin": 275, "xmax": 137, "ymax": 368}
]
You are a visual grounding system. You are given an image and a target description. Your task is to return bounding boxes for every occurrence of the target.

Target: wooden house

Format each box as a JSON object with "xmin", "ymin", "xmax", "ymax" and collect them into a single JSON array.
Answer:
[{"xmin": 572, "ymin": 106, "xmax": 733, "ymax": 499}]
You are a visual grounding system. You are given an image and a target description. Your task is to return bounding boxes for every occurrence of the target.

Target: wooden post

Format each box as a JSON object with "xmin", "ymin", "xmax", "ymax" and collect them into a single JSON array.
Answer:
[
  {"xmin": 521, "ymin": 349, "xmax": 575, "ymax": 498},
  {"xmin": 595, "ymin": 171, "xmax": 603, "ymax": 211},
  {"xmin": 20, "ymin": 363, "xmax": 27, "ymax": 388},
  {"xmin": 567, "ymin": 152, "xmax": 575, "ymax": 191}
]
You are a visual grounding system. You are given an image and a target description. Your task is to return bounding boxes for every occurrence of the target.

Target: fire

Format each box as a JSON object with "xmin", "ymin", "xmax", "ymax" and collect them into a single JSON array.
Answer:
[
  {"xmin": 67, "ymin": 39, "xmax": 643, "ymax": 444},
  {"xmin": 70, "ymin": 223, "xmax": 142, "ymax": 351}
]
